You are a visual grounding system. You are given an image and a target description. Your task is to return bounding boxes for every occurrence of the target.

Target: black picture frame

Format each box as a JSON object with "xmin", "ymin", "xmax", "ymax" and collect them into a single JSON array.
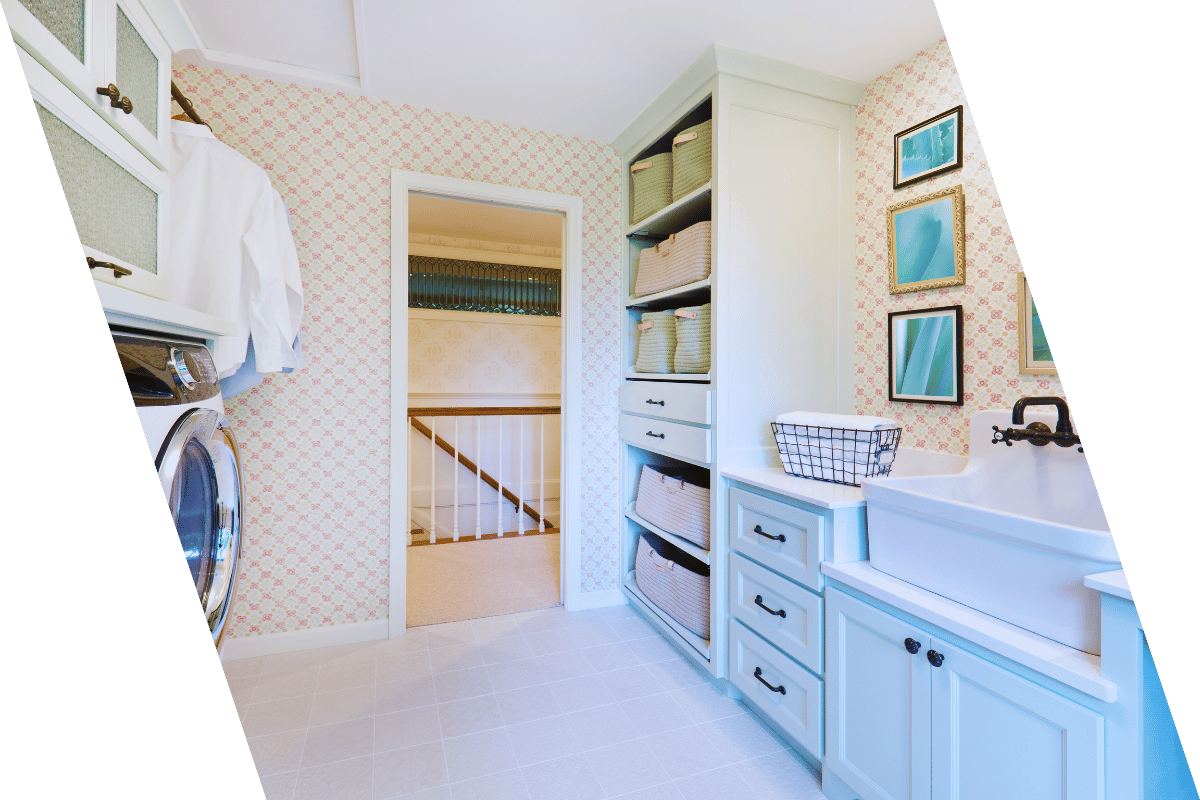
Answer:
[
  {"xmin": 887, "ymin": 305, "xmax": 964, "ymax": 406},
  {"xmin": 893, "ymin": 105, "xmax": 964, "ymax": 190}
]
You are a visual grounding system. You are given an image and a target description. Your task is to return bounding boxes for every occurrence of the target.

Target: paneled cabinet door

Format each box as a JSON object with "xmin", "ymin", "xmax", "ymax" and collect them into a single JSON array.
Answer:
[
  {"xmin": 929, "ymin": 638, "xmax": 1104, "ymax": 800},
  {"xmin": 2, "ymin": 0, "xmax": 105, "ymax": 108},
  {"xmin": 826, "ymin": 589, "xmax": 931, "ymax": 800}
]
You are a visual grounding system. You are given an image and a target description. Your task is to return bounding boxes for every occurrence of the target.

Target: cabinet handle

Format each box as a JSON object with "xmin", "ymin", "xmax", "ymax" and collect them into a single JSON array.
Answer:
[
  {"xmin": 753, "ymin": 595, "xmax": 786, "ymax": 618},
  {"xmin": 645, "ymin": 399, "xmax": 665, "ymax": 406},
  {"xmin": 86, "ymin": 256, "xmax": 132, "ymax": 278},
  {"xmin": 927, "ymin": 649, "xmax": 945, "ymax": 668},
  {"xmin": 753, "ymin": 667, "xmax": 786, "ymax": 694},
  {"xmin": 905, "ymin": 637, "xmax": 921, "ymax": 654},
  {"xmin": 646, "ymin": 431, "xmax": 665, "ymax": 439},
  {"xmin": 753, "ymin": 524, "xmax": 785, "ymax": 543},
  {"xmin": 96, "ymin": 83, "xmax": 133, "ymax": 114}
]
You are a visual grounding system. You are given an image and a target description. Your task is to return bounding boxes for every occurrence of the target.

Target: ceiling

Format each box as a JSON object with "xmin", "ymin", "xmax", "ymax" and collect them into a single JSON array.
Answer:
[
  {"xmin": 172, "ymin": 0, "xmax": 945, "ymax": 143},
  {"xmin": 409, "ymin": 194, "xmax": 562, "ymax": 249}
]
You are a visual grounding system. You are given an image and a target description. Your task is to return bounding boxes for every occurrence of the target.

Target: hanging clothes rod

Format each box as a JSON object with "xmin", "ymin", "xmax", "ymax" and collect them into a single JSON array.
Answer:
[{"xmin": 170, "ymin": 81, "xmax": 209, "ymax": 127}]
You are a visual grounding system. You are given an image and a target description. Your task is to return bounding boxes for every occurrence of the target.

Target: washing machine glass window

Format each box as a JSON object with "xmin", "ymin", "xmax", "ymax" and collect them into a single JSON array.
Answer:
[{"xmin": 171, "ymin": 436, "xmax": 217, "ymax": 598}]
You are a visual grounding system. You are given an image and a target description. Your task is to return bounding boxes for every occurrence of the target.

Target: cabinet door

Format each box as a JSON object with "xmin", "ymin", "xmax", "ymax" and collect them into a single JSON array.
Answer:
[
  {"xmin": 3, "ymin": 0, "xmax": 105, "ymax": 110},
  {"xmin": 930, "ymin": 637, "xmax": 1104, "ymax": 800},
  {"xmin": 826, "ymin": 589, "xmax": 931, "ymax": 800},
  {"xmin": 98, "ymin": 0, "xmax": 170, "ymax": 168}
]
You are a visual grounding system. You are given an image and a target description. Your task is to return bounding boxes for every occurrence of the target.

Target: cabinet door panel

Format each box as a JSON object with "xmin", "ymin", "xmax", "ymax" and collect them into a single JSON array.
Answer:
[
  {"xmin": 3, "ymin": 0, "xmax": 104, "ymax": 109},
  {"xmin": 930, "ymin": 638, "xmax": 1103, "ymax": 800},
  {"xmin": 100, "ymin": 0, "xmax": 169, "ymax": 168},
  {"xmin": 827, "ymin": 589, "xmax": 931, "ymax": 800}
]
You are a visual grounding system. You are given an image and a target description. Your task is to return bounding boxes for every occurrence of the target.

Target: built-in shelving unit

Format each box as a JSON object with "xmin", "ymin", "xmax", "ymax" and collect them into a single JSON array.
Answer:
[{"xmin": 625, "ymin": 183, "xmax": 711, "ymax": 238}]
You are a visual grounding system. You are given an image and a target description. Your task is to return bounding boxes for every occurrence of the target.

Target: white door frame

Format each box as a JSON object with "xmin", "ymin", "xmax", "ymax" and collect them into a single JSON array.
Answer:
[{"xmin": 389, "ymin": 170, "xmax": 585, "ymax": 638}]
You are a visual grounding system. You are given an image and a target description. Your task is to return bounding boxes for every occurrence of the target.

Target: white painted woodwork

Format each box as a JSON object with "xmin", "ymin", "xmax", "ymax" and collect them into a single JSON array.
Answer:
[
  {"xmin": 620, "ymin": 381, "xmax": 711, "ymax": 425},
  {"xmin": 19, "ymin": 46, "xmax": 170, "ymax": 300},
  {"xmin": 729, "ymin": 487, "xmax": 823, "ymax": 591},
  {"xmin": 730, "ymin": 552, "xmax": 823, "ymax": 676},
  {"xmin": 730, "ymin": 619, "xmax": 824, "ymax": 758},
  {"xmin": 620, "ymin": 413, "xmax": 711, "ymax": 466}
]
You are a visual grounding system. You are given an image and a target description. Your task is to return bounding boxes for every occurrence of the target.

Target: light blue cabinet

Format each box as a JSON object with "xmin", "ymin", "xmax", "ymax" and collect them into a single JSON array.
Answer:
[{"xmin": 827, "ymin": 588, "xmax": 1105, "ymax": 800}]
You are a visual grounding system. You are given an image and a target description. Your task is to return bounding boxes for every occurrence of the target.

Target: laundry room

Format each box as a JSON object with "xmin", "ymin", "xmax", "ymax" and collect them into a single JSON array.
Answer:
[{"xmin": 2, "ymin": 2, "xmax": 1196, "ymax": 800}]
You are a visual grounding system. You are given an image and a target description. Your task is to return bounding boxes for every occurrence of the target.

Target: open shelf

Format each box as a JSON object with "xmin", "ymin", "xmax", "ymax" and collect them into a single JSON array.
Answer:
[
  {"xmin": 625, "ymin": 369, "xmax": 710, "ymax": 382},
  {"xmin": 626, "ymin": 183, "xmax": 711, "ymax": 238},
  {"xmin": 625, "ymin": 502, "xmax": 710, "ymax": 565},
  {"xmin": 626, "ymin": 278, "xmax": 711, "ymax": 309},
  {"xmin": 622, "ymin": 570, "xmax": 711, "ymax": 662}
]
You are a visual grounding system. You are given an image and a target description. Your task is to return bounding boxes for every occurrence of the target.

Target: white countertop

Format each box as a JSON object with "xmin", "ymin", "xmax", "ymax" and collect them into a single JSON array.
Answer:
[
  {"xmin": 822, "ymin": 561, "xmax": 1118, "ymax": 702},
  {"xmin": 1084, "ymin": 570, "xmax": 1132, "ymax": 602}
]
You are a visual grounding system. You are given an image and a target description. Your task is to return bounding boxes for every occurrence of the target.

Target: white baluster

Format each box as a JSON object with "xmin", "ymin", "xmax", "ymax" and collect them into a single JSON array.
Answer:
[
  {"xmin": 475, "ymin": 416, "xmax": 482, "ymax": 539},
  {"xmin": 539, "ymin": 414, "xmax": 546, "ymax": 533},
  {"xmin": 497, "ymin": 415, "xmax": 504, "ymax": 538},
  {"xmin": 429, "ymin": 416, "xmax": 437, "ymax": 545},
  {"xmin": 518, "ymin": 415, "xmax": 525, "ymax": 535},
  {"xmin": 452, "ymin": 416, "xmax": 460, "ymax": 541},
  {"xmin": 407, "ymin": 415, "xmax": 413, "ymax": 546}
]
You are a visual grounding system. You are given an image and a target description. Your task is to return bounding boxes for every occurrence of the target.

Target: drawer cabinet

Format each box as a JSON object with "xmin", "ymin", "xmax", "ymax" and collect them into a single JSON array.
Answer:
[
  {"xmin": 730, "ymin": 619, "xmax": 823, "ymax": 758},
  {"xmin": 731, "ymin": 552, "xmax": 822, "ymax": 675},
  {"xmin": 730, "ymin": 485, "xmax": 822, "ymax": 590},
  {"xmin": 620, "ymin": 412, "xmax": 711, "ymax": 465},
  {"xmin": 620, "ymin": 380, "xmax": 711, "ymax": 425}
]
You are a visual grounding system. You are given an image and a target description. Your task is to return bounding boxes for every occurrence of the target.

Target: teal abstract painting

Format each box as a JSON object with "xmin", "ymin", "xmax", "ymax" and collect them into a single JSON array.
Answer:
[
  {"xmin": 889, "ymin": 306, "xmax": 963, "ymax": 405},
  {"xmin": 900, "ymin": 117, "xmax": 957, "ymax": 182},
  {"xmin": 1030, "ymin": 298, "xmax": 1053, "ymax": 362},
  {"xmin": 888, "ymin": 185, "xmax": 965, "ymax": 294}
]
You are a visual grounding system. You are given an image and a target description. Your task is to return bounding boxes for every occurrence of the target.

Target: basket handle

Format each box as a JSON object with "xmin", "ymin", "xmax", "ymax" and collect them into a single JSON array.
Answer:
[
  {"xmin": 646, "ymin": 546, "xmax": 673, "ymax": 572},
  {"xmin": 673, "ymin": 131, "xmax": 698, "ymax": 145},
  {"xmin": 638, "ymin": 320, "xmax": 654, "ymax": 331},
  {"xmin": 659, "ymin": 473, "xmax": 686, "ymax": 493},
  {"xmin": 674, "ymin": 309, "xmax": 698, "ymax": 320},
  {"xmin": 631, "ymin": 160, "xmax": 653, "ymax": 173},
  {"xmin": 653, "ymin": 233, "xmax": 676, "ymax": 254}
]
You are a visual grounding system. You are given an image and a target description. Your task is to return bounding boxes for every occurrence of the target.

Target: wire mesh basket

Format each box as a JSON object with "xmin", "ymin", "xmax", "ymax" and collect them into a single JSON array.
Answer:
[{"xmin": 771, "ymin": 423, "xmax": 903, "ymax": 487}]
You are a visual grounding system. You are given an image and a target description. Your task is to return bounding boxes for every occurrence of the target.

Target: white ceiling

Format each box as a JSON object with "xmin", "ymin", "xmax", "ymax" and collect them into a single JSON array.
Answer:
[
  {"xmin": 170, "ymin": 0, "xmax": 945, "ymax": 143},
  {"xmin": 409, "ymin": 194, "xmax": 562, "ymax": 249}
]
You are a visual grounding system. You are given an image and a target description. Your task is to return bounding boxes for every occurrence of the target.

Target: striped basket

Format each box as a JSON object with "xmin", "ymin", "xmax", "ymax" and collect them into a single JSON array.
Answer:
[
  {"xmin": 634, "ymin": 464, "xmax": 710, "ymax": 550},
  {"xmin": 671, "ymin": 120, "xmax": 712, "ymax": 200},
  {"xmin": 635, "ymin": 531, "xmax": 710, "ymax": 639},
  {"xmin": 634, "ymin": 310, "xmax": 676, "ymax": 373},
  {"xmin": 672, "ymin": 303, "xmax": 711, "ymax": 373},
  {"xmin": 630, "ymin": 153, "xmax": 672, "ymax": 225},
  {"xmin": 633, "ymin": 221, "xmax": 711, "ymax": 298}
]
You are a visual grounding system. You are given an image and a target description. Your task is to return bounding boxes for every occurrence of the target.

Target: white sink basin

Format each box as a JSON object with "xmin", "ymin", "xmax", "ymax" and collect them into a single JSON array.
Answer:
[{"xmin": 862, "ymin": 409, "xmax": 1117, "ymax": 654}]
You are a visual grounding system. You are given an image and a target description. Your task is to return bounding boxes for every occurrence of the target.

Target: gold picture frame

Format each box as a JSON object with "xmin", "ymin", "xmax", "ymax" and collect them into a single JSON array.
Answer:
[
  {"xmin": 887, "ymin": 185, "xmax": 966, "ymax": 294},
  {"xmin": 1018, "ymin": 271, "xmax": 1056, "ymax": 375}
]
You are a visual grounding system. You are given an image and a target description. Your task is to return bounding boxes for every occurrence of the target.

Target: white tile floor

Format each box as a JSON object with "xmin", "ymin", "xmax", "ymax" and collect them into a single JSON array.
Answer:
[{"xmin": 223, "ymin": 604, "xmax": 830, "ymax": 800}]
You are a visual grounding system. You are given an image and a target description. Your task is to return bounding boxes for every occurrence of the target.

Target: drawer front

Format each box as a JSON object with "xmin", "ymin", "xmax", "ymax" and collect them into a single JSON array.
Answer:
[
  {"xmin": 730, "ymin": 619, "xmax": 823, "ymax": 759},
  {"xmin": 730, "ymin": 553, "xmax": 823, "ymax": 675},
  {"xmin": 621, "ymin": 413, "xmax": 711, "ymax": 465},
  {"xmin": 621, "ymin": 381, "xmax": 711, "ymax": 425},
  {"xmin": 729, "ymin": 487, "xmax": 822, "ymax": 591}
]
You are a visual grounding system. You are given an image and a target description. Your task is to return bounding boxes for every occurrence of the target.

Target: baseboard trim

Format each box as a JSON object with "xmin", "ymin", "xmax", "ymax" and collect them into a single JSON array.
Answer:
[
  {"xmin": 567, "ymin": 587, "xmax": 626, "ymax": 612},
  {"xmin": 220, "ymin": 619, "xmax": 390, "ymax": 661}
]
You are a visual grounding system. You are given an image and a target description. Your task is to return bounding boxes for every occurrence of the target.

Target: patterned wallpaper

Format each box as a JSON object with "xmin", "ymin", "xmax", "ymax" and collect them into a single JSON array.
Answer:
[
  {"xmin": 170, "ymin": 64, "xmax": 624, "ymax": 638},
  {"xmin": 853, "ymin": 39, "xmax": 1063, "ymax": 455},
  {"xmin": 409, "ymin": 316, "xmax": 561, "ymax": 394}
]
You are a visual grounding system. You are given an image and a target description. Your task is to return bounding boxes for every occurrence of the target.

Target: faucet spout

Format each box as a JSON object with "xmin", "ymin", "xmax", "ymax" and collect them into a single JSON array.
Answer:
[{"xmin": 1011, "ymin": 396, "xmax": 1073, "ymax": 436}]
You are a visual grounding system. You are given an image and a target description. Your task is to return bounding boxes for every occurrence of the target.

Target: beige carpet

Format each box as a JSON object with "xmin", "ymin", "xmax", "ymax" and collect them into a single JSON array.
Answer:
[{"xmin": 406, "ymin": 533, "xmax": 561, "ymax": 627}]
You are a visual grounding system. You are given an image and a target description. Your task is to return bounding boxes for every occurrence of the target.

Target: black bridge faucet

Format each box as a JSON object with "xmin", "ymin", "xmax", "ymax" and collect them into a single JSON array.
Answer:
[{"xmin": 992, "ymin": 396, "xmax": 1083, "ymax": 451}]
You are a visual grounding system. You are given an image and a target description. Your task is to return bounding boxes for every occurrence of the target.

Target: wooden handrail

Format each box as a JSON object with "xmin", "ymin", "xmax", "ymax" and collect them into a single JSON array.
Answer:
[
  {"xmin": 408, "ymin": 406, "xmax": 560, "ymax": 417},
  {"xmin": 409, "ymin": 417, "xmax": 555, "ymax": 528}
]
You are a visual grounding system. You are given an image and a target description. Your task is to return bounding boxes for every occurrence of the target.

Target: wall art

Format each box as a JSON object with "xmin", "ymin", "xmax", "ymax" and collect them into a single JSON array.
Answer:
[
  {"xmin": 888, "ymin": 185, "xmax": 965, "ymax": 294},
  {"xmin": 1018, "ymin": 271, "xmax": 1056, "ymax": 375},
  {"xmin": 888, "ymin": 304, "xmax": 964, "ymax": 405},
  {"xmin": 894, "ymin": 105, "xmax": 963, "ymax": 189}
]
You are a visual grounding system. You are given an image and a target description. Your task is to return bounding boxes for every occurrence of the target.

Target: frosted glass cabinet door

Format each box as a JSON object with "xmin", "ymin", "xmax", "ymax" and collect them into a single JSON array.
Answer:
[
  {"xmin": 98, "ymin": 0, "xmax": 169, "ymax": 168},
  {"xmin": 21, "ymin": 46, "xmax": 169, "ymax": 300},
  {"xmin": 929, "ymin": 638, "xmax": 1104, "ymax": 800},
  {"xmin": 826, "ymin": 589, "xmax": 931, "ymax": 800},
  {"xmin": 2, "ymin": 0, "xmax": 104, "ymax": 104}
]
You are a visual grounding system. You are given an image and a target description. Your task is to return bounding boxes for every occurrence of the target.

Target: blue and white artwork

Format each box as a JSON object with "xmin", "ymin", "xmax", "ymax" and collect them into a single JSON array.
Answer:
[
  {"xmin": 892, "ymin": 195, "xmax": 956, "ymax": 287},
  {"xmin": 895, "ymin": 106, "xmax": 962, "ymax": 188},
  {"xmin": 890, "ymin": 307, "xmax": 961, "ymax": 403}
]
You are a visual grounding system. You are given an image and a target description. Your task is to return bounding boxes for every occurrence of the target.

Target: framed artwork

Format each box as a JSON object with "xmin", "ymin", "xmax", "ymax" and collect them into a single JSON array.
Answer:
[
  {"xmin": 888, "ymin": 185, "xmax": 965, "ymax": 294},
  {"xmin": 1018, "ymin": 271, "xmax": 1056, "ymax": 375},
  {"xmin": 888, "ymin": 305, "xmax": 964, "ymax": 405},
  {"xmin": 894, "ymin": 105, "xmax": 964, "ymax": 189}
]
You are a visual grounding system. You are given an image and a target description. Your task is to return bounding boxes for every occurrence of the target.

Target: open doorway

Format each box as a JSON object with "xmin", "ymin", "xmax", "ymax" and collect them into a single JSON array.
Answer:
[{"xmin": 388, "ymin": 172, "xmax": 584, "ymax": 637}]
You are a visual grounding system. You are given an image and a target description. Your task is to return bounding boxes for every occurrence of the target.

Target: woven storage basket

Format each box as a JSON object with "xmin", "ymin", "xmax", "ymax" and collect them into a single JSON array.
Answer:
[
  {"xmin": 634, "ymin": 464, "xmax": 710, "ymax": 550},
  {"xmin": 671, "ymin": 119, "xmax": 712, "ymax": 200},
  {"xmin": 635, "ymin": 531, "xmax": 710, "ymax": 639},
  {"xmin": 633, "ymin": 221, "xmax": 712, "ymax": 298},
  {"xmin": 634, "ymin": 310, "xmax": 676, "ymax": 373},
  {"xmin": 672, "ymin": 303, "xmax": 711, "ymax": 373},
  {"xmin": 630, "ymin": 153, "xmax": 672, "ymax": 225}
]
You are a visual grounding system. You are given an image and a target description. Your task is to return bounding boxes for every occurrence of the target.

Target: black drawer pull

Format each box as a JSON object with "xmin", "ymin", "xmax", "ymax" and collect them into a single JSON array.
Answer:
[
  {"xmin": 753, "ymin": 667, "xmax": 786, "ymax": 694},
  {"xmin": 646, "ymin": 431, "xmax": 665, "ymax": 439},
  {"xmin": 905, "ymin": 637, "xmax": 921, "ymax": 654},
  {"xmin": 645, "ymin": 399, "xmax": 665, "ymax": 406},
  {"xmin": 753, "ymin": 524, "xmax": 785, "ymax": 543},
  {"xmin": 927, "ymin": 649, "xmax": 945, "ymax": 668},
  {"xmin": 753, "ymin": 595, "xmax": 786, "ymax": 618}
]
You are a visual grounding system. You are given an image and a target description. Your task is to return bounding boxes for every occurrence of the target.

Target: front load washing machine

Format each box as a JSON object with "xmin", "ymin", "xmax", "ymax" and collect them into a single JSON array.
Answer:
[{"xmin": 113, "ymin": 329, "xmax": 243, "ymax": 646}]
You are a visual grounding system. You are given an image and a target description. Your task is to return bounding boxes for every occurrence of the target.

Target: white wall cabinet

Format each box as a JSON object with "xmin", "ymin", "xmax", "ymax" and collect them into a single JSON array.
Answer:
[
  {"xmin": 826, "ymin": 588, "xmax": 1105, "ymax": 800},
  {"xmin": 5, "ymin": 0, "xmax": 171, "ymax": 168}
]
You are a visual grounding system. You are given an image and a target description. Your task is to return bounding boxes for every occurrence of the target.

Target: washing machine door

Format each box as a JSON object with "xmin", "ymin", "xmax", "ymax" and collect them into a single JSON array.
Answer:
[{"xmin": 156, "ymin": 408, "xmax": 243, "ymax": 642}]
